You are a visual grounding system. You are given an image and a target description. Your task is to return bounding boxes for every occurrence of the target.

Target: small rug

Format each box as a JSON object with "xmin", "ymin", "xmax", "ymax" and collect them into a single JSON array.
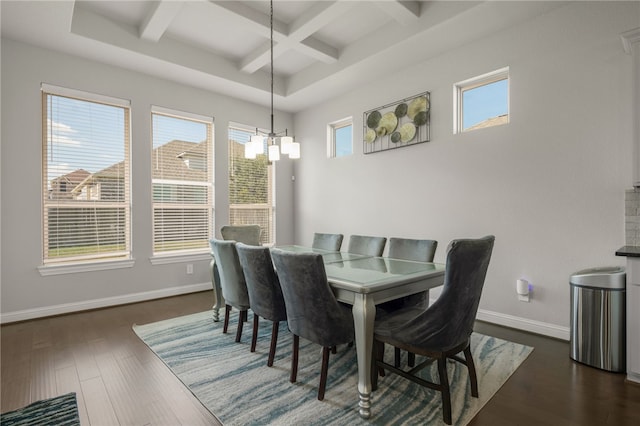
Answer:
[
  {"xmin": 133, "ymin": 311, "xmax": 533, "ymax": 425},
  {"xmin": 0, "ymin": 393, "xmax": 79, "ymax": 426}
]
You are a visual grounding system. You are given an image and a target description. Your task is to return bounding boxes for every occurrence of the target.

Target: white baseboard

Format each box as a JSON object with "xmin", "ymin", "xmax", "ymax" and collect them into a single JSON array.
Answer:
[
  {"xmin": 626, "ymin": 372, "xmax": 640, "ymax": 384},
  {"xmin": 429, "ymin": 298, "xmax": 570, "ymax": 341},
  {"xmin": 476, "ymin": 307, "xmax": 570, "ymax": 341},
  {"xmin": 3, "ymin": 288, "xmax": 570, "ymax": 342},
  {"xmin": 1, "ymin": 282, "xmax": 213, "ymax": 324}
]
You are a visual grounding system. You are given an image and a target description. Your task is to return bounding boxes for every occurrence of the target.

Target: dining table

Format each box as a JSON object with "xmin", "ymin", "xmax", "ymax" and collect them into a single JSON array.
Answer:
[{"xmin": 209, "ymin": 245, "xmax": 446, "ymax": 419}]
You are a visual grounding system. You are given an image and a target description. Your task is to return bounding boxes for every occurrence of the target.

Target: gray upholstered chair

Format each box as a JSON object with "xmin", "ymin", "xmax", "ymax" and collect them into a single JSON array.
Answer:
[
  {"xmin": 270, "ymin": 248, "xmax": 355, "ymax": 401},
  {"xmin": 347, "ymin": 234, "xmax": 387, "ymax": 256},
  {"xmin": 381, "ymin": 237, "xmax": 438, "ymax": 367},
  {"xmin": 220, "ymin": 224, "xmax": 262, "ymax": 245},
  {"xmin": 209, "ymin": 239, "xmax": 251, "ymax": 342},
  {"xmin": 372, "ymin": 235, "xmax": 495, "ymax": 425},
  {"xmin": 210, "ymin": 225, "xmax": 261, "ymax": 320},
  {"xmin": 236, "ymin": 243, "xmax": 287, "ymax": 367},
  {"xmin": 312, "ymin": 232, "xmax": 344, "ymax": 251}
]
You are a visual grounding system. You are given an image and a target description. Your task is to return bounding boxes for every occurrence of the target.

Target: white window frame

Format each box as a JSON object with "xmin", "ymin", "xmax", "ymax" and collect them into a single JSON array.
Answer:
[
  {"xmin": 39, "ymin": 84, "xmax": 133, "ymax": 276},
  {"xmin": 453, "ymin": 67, "xmax": 510, "ymax": 134},
  {"xmin": 149, "ymin": 106, "xmax": 214, "ymax": 261},
  {"xmin": 327, "ymin": 117, "xmax": 353, "ymax": 158}
]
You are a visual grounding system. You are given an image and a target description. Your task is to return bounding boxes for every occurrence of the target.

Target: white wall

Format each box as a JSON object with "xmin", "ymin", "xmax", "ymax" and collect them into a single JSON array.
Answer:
[
  {"xmin": 293, "ymin": 1, "xmax": 638, "ymax": 339},
  {"xmin": 0, "ymin": 39, "xmax": 295, "ymax": 321}
]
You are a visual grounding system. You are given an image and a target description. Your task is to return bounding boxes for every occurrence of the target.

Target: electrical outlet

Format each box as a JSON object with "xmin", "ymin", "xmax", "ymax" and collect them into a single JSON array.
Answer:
[{"xmin": 186, "ymin": 264, "xmax": 194, "ymax": 275}]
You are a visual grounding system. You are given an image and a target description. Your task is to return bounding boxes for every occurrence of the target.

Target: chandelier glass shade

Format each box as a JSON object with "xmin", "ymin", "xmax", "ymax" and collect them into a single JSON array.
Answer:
[{"xmin": 244, "ymin": 0, "xmax": 300, "ymax": 162}]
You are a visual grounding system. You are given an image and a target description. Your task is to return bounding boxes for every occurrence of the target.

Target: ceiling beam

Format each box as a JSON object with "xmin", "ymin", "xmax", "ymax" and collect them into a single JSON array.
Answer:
[
  {"xmin": 139, "ymin": 1, "xmax": 185, "ymax": 42},
  {"xmin": 240, "ymin": 1, "xmax": 350, "ymax": 74},
  {"xmin": 375, "ymin": 1, "xmax": 421, "ymax": 25}
]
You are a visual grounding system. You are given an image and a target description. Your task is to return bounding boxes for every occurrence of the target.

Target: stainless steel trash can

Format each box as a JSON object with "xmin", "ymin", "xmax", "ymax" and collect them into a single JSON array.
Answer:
[{"xmin": 570, "ymin": 266, "xmax": 626, "ymax": 372}]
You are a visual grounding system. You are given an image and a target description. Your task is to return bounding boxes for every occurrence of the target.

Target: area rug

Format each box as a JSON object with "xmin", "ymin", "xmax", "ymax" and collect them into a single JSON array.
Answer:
[
  {"xmin": 0, "ymin": 393, "xmax": 79, "ymax": 426},
  {"xmin": 133, "ymin": 311, "xmax": 533, "ymax": 425}
]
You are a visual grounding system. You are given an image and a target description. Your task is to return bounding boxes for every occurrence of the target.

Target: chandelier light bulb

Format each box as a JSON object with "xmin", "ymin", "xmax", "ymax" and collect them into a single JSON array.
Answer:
[
  {"xmin": 289, "ymin": 141, "xmax": 300, "ymax": 159},
  {"xmin": 280, "ymin": 136, "xmax": 293, "ymax": 155},
  {"xmin": 268, "ymin": 144, "xmax": 280, "ymax": 161},
  {"xmin": 251, "ymin": 134, "xmax": 265, "ymax": 154},
  {"xmin": 244, "ymin": 141, "xmax": 256, "ymax": 159}
]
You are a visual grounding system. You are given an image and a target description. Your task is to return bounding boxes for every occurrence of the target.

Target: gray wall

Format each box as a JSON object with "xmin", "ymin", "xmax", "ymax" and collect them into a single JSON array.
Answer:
[
  {"xmin": 0, "ymin": 39, "xmax": 295, "ymax": 320},
  {"xmin": 292, "ymin": 1, "xmax": 638, "ymax": 339}
]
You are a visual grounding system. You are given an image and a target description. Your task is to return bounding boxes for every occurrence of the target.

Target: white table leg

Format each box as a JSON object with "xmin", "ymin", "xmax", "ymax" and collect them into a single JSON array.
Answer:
[
  {"xmin": 210, "ymin": 258, "xmax": 224, "ymax": 322},
  {"xmin": 352, "ymin": 293, "xmax": 376, "ymax": 419}
]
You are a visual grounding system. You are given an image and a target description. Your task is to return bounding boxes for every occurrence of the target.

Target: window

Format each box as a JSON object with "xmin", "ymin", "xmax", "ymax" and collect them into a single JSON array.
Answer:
[
  {"xmin": 328, "ymin": 118, "xmax": 353, "ymax": 157},
  {"xmin": 152, "ymin": 107, "xmax": 213, "ymax": 255},
  {"xmin": 42, "ymin": 84, "xmax": 131, "ymax": 266},
  {"xmin": 228, "ymin": 124, "xmax": 275, "ymax": 245},
  {"xmin": 454, "ymin": 67, "xmax": 509, "ymax": 133}
]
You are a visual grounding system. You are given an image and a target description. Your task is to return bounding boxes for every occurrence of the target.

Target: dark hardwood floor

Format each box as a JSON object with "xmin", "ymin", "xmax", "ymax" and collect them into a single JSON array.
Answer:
[{"xmin": 1, "ymin": 290, "xmax": 638, "ymax": 425}]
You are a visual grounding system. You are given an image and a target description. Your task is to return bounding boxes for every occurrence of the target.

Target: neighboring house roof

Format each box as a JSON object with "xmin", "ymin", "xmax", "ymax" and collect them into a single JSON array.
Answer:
[
  {"xmin": 86, "ymin": 139, "xmax": 209, "ymax": 182},
  {"xmin": 465, "ymin": 114, "xmax": 508, "ymax": 131},
  {"xmin": 57, "ymin": 140, "xmax": 209, "ymax": 200},
  {"xmin": 51, "ymin": 169, "xmax": 91, "ymax": 187},
  {"xmin": 152, "ymin": 140, "xmax": 208, "ymax": 181}
]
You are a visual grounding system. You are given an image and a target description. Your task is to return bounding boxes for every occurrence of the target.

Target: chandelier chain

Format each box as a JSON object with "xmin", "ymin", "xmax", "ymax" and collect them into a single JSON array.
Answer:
[{"xmin": 269, "ymin": 0, "xmax": 274, "ymax": 136}]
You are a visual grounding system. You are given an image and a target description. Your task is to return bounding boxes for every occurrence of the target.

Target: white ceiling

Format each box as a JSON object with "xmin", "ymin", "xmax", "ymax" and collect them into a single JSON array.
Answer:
[{"xmin": 1, "ymin": 1, "xmax": 567, "ymax": 112}]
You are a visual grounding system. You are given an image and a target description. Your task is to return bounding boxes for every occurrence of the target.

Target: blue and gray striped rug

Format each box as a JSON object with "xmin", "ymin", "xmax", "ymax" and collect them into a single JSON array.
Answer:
[
  {"xmin": 133, "ymin": 311, "xmax": 532, "ymax": 425},
  {"xmin": 1, "ymin": 393, "xmax": 79, "ymax": 426}
]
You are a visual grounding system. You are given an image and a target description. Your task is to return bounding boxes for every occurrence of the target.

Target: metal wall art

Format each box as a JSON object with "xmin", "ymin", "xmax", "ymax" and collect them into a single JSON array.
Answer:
[{"xmin": 363, "ymin": 91, "xmax": 430, "ymax": 154}]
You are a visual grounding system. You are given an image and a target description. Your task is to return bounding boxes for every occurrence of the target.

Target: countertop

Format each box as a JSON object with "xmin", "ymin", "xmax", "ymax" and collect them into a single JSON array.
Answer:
[{"xmin": 615, "ymin": 246, "xmax": 640, "ymax": 257}]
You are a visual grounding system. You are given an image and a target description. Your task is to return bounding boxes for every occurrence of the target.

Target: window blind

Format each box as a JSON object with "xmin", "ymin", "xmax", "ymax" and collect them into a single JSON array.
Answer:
[
  {"xmin": 152, "ymin": 110, "xmax": 213, "ymax": 254},
  {"xmin": 228, "ymin": 125, "xmax": 275, "ymax": 245},
  {"xmin": 42, "ymin": 88, "xmax": 131, "ymax": 264}
]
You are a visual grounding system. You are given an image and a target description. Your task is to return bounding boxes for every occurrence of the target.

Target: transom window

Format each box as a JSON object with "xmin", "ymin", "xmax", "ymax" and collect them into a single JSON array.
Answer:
[
  {"xmin": 151, "ymin": 107, "xmax": 214, "ymax": 255},
  {"xmin": 454, "ymin": 67, "xmax": 509, "ymax": 133},
  {"xmin": 328, "ymin": 118, "xmax": 353, "ymax": 157},
  {"xmin": 42, "ymin": 84, "xmax": 131, "ymax": 265}
]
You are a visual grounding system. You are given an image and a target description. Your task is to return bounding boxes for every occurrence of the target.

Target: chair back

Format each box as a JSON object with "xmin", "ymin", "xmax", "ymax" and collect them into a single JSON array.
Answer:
[
  {"xmin": 347, "ymin": 235, "xmax": 387, "ymax": 256},
  {"xmin": 312, "ymin": 233, "xmax": 344, "ymax": 251},
  {"xmin": 221, "ymin": 225, "xmax": 262, "ymax": 245},
  {"xmin": 413, "ymin": 235, "xmax": 495, "ymax": 351},
  {"xmin": 388, "ymin": 237, "xmax": 437, "ymax": 262},
  {"xmin": 236, "ymin": 243, "xmax": 287, "ymax": 322},
  {"xmin": 209, "ymin": 239, "xmax": 250, "ymax": 310},
  {"xmin": 271, "ymin": 248, "xmax": 354, "ymax": 347}
]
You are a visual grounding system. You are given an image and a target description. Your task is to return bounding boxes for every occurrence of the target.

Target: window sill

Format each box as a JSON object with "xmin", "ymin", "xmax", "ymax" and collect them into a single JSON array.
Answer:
[
  {"xmin": 38, "ymin": 258, "xmax": 136, "ymax": 276},
  {"xmin": 149, "ymin": 252, "xmax": 211, "ymax": 265}
]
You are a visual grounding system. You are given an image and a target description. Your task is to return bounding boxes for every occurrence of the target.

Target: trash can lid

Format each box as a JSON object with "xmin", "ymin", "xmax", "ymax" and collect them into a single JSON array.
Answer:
[{"xmin": 570, "ymin": 266, "xmax": 626, "ymax": 289}]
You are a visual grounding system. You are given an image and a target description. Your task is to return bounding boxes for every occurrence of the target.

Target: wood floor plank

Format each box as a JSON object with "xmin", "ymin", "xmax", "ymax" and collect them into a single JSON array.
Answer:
[
  {"xmin": 90, "ymin": 339, "xmax": 144, "ymax": 425},
  {"xmin": 70, "ymin": 341, "xmax": 102, "ymax": 382},
  {"xmin": 81, "ymin": 376, "xmax": 120, "ymax": 426},
  {"xmin": 55, "ymin": 364, "xmax": 91, "ymax": 426},
  {"xmin": 116, "ymin": 355, "xmax": 182, "ymax": 425},
  {"xmin": 29, "ymin": 347, "xmax": 57, "ymax": 403}
]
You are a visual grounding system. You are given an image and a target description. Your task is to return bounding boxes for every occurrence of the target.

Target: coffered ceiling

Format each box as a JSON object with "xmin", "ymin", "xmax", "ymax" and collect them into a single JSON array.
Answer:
[{"xmin": 1, "ymin": 1, "xmax": 566, "ymax": 112}]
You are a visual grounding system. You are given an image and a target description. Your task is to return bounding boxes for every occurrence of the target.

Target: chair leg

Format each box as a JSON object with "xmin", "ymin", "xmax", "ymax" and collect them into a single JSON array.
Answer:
[
  {"xmin": 267, "ymin": 321, "xmax": 279, "ymax": 367},
  {"xmin": 290, "ymin": 335, "xmax": 299, "ymax": 383},
  {"xmin": 394, "ymin": 347, "xmax": 401, "ymax": 367},
  {"xmin": 331, "ymin": 346, "xmax": 337, "ymax": 354},
  {"xmin": 372, "ymin": 341, "xmax": 383, "ymax": 390},
  {"xmin": 318, "ymin": 346, "xmax": 331, "ymax": 401},
  {"xmin": 250, "ymin": 314, "xmax": 259, "ymax": 352},
  {"xmin": 437, "ymin": 357, "xmax": 452, "ymax": 425},
  {"xmin": 223, "ymin": 304, "xmax": 231, "ymax": 334},
  {"xmin": 377, "ymin": 342, "xmax": 386, "ymax": 377},
  {"xmin": 235, "ymin": 310, "xmax": 246, "ymax": 343},
  {"xmin": 408, "ymin": 352, "xmax": 416, "ymax": 367},
  {"xmin": 463, "ymin": 344, "xmax": 479, "ymax": 397}
]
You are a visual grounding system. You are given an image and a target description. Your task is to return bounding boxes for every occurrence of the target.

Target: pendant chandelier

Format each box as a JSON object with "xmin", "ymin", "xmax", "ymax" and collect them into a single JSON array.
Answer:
[{"xmin": 244, "ymin": 0, "xmax": 300, "ymax": 161}]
